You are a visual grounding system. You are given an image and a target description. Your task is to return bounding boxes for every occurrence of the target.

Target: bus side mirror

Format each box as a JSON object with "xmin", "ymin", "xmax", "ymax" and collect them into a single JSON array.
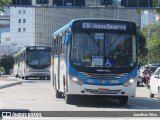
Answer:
[{"xmin": 64, "ymin": 32, "xmax": 71, "ymax": 45}]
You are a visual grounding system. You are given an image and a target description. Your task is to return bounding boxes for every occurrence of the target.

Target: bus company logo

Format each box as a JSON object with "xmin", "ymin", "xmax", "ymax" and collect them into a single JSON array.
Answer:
[
  {"xmin": 2, "ymin": 112, "xmax": 42, "ymax": 118},
  {"xmin": 2, "ymin": 112, "xmax": 11, "ymax": 118},
  {"xmin": 97, "ymin": 69, "xmax": 111, "ymax": 72}
]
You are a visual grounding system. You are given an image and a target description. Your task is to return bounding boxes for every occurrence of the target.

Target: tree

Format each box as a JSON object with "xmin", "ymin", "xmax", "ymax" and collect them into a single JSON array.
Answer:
[
  {"xmin": 0, "ymin": 0, "xmax": 11, "ymax": 11},
  {"xmin": 139, "ymin": 23, "xmax": 160, "ymax": 65},
  {"xmin": 0, "ymin": 55, "xmax": 14, "ymax": 74},
  {"xmin": 138, "ymin": 31, "xmax": 148, "ymax": 66}
]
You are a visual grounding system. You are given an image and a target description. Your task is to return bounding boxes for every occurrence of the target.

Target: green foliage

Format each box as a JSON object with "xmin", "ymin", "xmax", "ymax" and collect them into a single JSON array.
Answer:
[
  {"xmin": 139, "ymin": 23, "xmax": 160, "ymax": 66},
  {"xmin": 152, "ymin": 0, "xmax": 159, "ymax": 7},
  {"xmin": 0, "ymin": 66, "xmax": 5, "ymax": 72},
  {"xmin": 0, "ymin": 55, "xmax": 14, "ymax": 74},
  {"xmin": 0, "ymin": 0, "xmax": 11, "ymax": 11},
  {"xmin": 138, "ymin": 31, "xmax": 148, "ymax": 66}
]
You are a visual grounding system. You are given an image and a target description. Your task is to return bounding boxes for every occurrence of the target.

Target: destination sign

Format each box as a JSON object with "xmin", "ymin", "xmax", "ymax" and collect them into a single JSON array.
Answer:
[
  {"xmin": 27, "ymin": 47, "xmax": 50, "ymax": 51},
  {"xmin": 82, "ymin": 22, "xmax": 127, "ymax": 30}
]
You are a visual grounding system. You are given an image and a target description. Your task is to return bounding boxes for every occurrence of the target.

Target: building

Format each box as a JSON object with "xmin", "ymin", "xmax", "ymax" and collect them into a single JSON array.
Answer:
[
  {"xmin": 141, "ymin": 11, "xmax": 157, "ymax": 27},
  {"xmin": 0, "ymin": 30, "xmax": 11, "ymax": 59},
  {"xmin": 9, "ymin": 0, "xmax": 140, "ymax": 53},
  {"xmin": 10, "ymin": 7, "xmax": 35, "ymax": 52},
  {"xmin": 0, "ymin": 7, "xmax": 11, "ymax": 58}
]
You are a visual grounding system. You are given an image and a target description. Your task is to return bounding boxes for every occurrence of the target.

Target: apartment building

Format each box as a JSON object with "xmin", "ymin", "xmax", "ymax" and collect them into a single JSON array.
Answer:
[{"xmin": 0, "ymin": 8, "xmax": 11, "ymax": 58}]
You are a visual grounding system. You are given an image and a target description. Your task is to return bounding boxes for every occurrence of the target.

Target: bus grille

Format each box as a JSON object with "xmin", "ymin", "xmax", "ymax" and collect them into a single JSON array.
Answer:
[{"xmin": 80, "ymin": 72, "xmax": 128, "ymax": 80}]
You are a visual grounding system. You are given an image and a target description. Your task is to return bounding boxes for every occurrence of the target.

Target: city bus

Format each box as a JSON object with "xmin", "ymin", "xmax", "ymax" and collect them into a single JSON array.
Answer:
[
  {"xmin": 13, "ymin": 46, "xmax": 51, "ymax": 80},
  {"xmin": 51, "ymin": 19, "xmax": 138, "ymax": 105}
]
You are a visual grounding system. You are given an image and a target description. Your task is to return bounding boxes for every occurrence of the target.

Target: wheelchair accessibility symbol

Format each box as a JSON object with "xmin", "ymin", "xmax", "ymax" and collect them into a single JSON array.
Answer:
[{"xmin": 105, "ymin": 59, "xmax": 112, "ymax": 67}]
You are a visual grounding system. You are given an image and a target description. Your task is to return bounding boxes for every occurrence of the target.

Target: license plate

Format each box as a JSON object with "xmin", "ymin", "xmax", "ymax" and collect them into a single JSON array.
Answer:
[{"xmin": 98, "ymin": 88, "xmax": 109, "ymax": 93}]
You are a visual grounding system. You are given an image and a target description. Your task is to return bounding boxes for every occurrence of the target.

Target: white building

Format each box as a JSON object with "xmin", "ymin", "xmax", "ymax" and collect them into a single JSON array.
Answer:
[
  {"xmin": 141, "ymin": 11, "xmax": 157, "ymax": 27},
  {"xmin": 10, "ymin": 7, "xmax": 35, "ymax": 52},
  {"xmin": 0, "ymin": 31, "xmax": 11, "ymax": 58},
  {"xmin": 0, "ymin": 8, "xmax": 11, "ymax": 58}
]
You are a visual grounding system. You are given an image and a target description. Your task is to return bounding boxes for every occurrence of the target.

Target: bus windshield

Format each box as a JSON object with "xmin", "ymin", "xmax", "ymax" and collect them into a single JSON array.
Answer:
[
  {"xmin": 71, "ymin": 33, "xmax": 136, "ymax": 68},
  {"xmin": 26, "ymin": 51, "xmax": 50, "ymax": 67}
]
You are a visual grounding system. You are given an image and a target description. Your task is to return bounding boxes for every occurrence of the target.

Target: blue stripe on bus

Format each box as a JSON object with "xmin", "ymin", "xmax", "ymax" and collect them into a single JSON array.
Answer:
[{"xmin": 68, "ymin": 65, "xmax": 138, "ymax": 85}]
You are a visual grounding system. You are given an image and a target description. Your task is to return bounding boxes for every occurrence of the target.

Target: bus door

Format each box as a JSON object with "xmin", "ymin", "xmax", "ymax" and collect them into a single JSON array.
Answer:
[{"xmin": 57, "ymin": 36, "xmax": 61, "ymax": 90}]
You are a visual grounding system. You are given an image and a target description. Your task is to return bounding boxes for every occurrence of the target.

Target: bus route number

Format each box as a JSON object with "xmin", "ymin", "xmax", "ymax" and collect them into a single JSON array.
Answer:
[{"xmin": 87, "ymin": 79, "xmax": 94, "ymax": 83}]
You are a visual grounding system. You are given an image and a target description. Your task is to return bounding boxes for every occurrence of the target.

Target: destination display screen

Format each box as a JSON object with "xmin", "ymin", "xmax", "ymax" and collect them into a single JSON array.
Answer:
[
  {"xmin": 82, "ymin": 22, "xmax": 127, "ymax": 30},
  {"xmin": 27, "ymin": 47, "xmax": 51, "ymax": 51},
  {"xmin": 72, "ymin": 20, "xmax": 136, "ymax": 33}
]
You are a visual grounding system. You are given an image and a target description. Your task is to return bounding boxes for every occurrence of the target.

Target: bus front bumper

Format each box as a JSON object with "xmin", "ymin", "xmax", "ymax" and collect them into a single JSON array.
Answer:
[{"xmin": 68, "ymin": 80, "xmax": 136, "ymax": 97}]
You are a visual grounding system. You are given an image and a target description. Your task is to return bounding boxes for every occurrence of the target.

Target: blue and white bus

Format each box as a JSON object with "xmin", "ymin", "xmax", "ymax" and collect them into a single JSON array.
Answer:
[
  {"xmin": 13, "ymin": 46, "xmax": 51, "ymax": 80},
  {"xmin": 51, "ymin": 19, "xmax": 138, "ymax": 104}
]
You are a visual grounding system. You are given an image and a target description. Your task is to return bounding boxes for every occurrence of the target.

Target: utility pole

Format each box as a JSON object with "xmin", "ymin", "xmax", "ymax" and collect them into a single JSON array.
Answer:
[{"xmin": 147, "ymin": 25, "xmax": 150, "ymax": 65}]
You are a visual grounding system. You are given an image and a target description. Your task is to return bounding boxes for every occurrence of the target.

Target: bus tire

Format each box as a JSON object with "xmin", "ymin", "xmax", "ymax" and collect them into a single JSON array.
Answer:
[
  {"xmin": 119, "ymin": 96, "xmax": 128, "ymax": 105},
  {"xmin": 24, "ymin": 76, "xmax": 28, "ymax": 80},
  {"xmin": 158, "ymin": 87, "xmax": 160, "ymax": 100},
  {"xmin": 149, "ymin": 89, "xmax": 154, "ymax": 98},
  {"xmin": 55, "ymin": 90, "xmax": 62, "ymax": 98},
  {"xmin": 65, "ymin": 94, "xmax": 72, "ymax": 104}
]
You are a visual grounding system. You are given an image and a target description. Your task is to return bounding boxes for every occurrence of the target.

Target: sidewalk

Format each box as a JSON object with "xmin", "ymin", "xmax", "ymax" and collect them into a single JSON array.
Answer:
[{"xmin": 0, "ymin": 76, "xmax": 22, "ymax": 89}]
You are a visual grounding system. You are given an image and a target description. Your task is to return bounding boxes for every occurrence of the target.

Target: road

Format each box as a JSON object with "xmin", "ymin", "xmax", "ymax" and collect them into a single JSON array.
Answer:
[
  {"xmin": 0, "ymin": 76, "xmax": 160, "ymax": 119},
  {"xmin": 0, "ymin": 77, "xmax": 160, "ymax": 110}
]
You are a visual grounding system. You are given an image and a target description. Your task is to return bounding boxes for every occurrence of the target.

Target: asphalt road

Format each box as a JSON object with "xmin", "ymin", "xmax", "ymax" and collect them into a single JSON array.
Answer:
[
  {"xmin": 0, "ymin": 77, "xmax": 160, "ymax": 110},
  {"xmin": 0, "ymin": 76, "xmax": 160, "ymax": 119}
]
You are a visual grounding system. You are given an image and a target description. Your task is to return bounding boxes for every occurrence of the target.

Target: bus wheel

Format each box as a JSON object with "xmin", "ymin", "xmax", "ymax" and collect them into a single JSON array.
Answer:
[
  {"xmin": 119, "ymin": 96, "xmax": 128, "ymax": 105},
  {"xmin": 24, "ymin": 76, "xmax": 28, "ymax": 80},
  {"xmin": 55, "ymin": 90, "xmax": 62, "ymax": 98},
  {"xmin": 158, "ymin": 88, "xmax": 160, "ymax": 100},
  {"xmin": 65, "ymin": 94, "xmax": 72, "ymax": 104},
  {"xmin": 149, "ymin": 89, "xmax": 154, "ymax": 98}
]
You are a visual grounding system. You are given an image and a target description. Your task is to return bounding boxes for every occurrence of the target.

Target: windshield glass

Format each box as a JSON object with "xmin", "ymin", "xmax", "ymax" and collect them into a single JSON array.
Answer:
[
  {"xmin": 71, "ymin": 33, "xmax": 136, "ymax": 68},
  {"xmin": 26, "ymin": 51, "xmax": 50, "ymax": 66}
]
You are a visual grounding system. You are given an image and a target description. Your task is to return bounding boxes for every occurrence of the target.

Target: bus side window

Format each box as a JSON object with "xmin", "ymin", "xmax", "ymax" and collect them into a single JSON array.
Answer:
[
  {"xmin": 54, "ymin": 38, "xmax": 58, "ymax": 55},
  {"xmin": 62, "ymin": 34, "xmax": 66, "ymax": 54},
  {"xmin": 59, "ymin": 36, "xmax": 62, "ymax": 54}
]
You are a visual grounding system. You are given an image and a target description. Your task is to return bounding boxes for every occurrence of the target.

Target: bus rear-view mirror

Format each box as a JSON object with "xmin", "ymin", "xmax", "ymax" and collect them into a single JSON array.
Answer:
[{"xmin": 64, "ymin": 32, "xmax": 71, "ymax": 45}]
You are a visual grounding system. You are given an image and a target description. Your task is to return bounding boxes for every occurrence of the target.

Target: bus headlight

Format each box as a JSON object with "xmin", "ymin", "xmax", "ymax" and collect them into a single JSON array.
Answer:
[
  {"xmin": 27, "ymin": 69, "xmax": 30, "ymax": 71},
  {"xmin": 123, "ymin": 78, "xmax": 135, "ymax": 87},
  {"xmin": 70, "ymin": 76, "xmax": 84, "ymax": 85}
]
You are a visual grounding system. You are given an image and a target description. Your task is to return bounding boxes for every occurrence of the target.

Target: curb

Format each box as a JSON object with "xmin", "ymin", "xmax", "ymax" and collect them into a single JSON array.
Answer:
[{"xmin": 0, "ymin": 81, "xmax": 22, "ymax": 89}]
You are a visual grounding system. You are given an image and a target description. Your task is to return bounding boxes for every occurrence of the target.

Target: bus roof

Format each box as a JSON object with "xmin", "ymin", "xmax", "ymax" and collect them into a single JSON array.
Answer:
[
  {"xmin": 52, "ymin": 18, "xmax": 136, "ymax": 37},
  {"xmin": 13, "ymin": 46, "xmax": 50, "ymax": 58}
]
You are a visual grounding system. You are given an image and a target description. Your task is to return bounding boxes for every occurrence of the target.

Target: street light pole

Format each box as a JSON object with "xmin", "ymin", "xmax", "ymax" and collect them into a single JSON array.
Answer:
[{"xmin": 147, "ymin": 25, "xmax": 150, "ymax": 65}]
